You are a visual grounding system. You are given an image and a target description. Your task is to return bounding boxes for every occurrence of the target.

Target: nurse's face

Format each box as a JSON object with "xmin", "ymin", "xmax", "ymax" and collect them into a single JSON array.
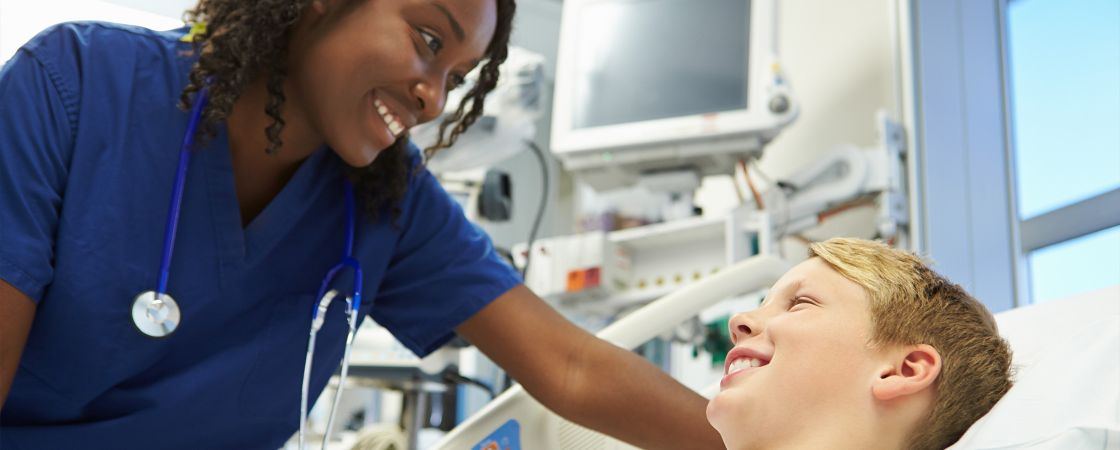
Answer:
[
  {"xmin": 705, "ymin": 257, "xmax": 883, "ymax": 448},
  {"xmin": 288, "ymin": 0, "xmax": 497, "ymax": 167}
]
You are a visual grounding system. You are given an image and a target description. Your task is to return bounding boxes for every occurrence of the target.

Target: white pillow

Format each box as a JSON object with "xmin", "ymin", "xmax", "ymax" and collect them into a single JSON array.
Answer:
[{"xmin": 948, "ymin": 285, "xmax": 1120, "ymax": 450}]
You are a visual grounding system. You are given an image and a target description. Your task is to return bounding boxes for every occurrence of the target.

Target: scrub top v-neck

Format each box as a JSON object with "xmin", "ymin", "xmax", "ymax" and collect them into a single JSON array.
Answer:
[{"xmin": 0, "ymin": 22, "xmax": 521, "ymax": 449}]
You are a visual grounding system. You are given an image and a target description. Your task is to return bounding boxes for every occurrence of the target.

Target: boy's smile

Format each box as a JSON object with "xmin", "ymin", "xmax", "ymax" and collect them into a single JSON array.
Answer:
[{"xmin": 721, "ymin": 346, "xmax": 772, "ymax": 388}]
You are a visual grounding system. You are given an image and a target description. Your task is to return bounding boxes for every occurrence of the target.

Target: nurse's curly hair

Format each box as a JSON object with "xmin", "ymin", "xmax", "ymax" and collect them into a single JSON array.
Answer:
[{"xmin": 178, "ymin": 0, "xmax": 515, "ymax": 221}]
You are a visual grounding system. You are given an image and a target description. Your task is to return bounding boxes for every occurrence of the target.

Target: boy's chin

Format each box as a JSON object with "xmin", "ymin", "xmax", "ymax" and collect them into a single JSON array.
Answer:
[{"xmin": 704, "ymin": 394, "xmax": 738, "ymax": 434}]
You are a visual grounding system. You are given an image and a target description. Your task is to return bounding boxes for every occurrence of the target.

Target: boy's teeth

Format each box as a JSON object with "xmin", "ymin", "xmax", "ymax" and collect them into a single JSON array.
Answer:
[{"xmin": 728, "ymin": 357, "xmax": 764, "ymax": 375}]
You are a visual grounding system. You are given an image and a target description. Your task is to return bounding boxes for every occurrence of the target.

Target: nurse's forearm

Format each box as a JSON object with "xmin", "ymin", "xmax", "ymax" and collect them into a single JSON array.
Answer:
[
  {"xmin": 0, "ymin": 280, "xmax": 37, "ymax": 411},
  {"xmin": 561, "ymin": 335, "xmax": 724, "ymax": 450},
  {"xmin": 458, "ymin": 285, "xmax": 723, "ymax": 449},
  {"xmin": 459, "ymin": 286, "xmax": 721, "ymax": 447}
]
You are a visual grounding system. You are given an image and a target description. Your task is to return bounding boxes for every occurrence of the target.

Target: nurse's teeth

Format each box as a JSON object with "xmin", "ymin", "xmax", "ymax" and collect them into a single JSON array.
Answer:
[{"xmin": 373, "ymin": 98, "xmax": 403, "ymax": 136}]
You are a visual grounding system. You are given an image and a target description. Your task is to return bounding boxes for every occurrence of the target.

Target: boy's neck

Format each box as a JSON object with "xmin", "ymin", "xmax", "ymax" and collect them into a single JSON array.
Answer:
[{"xmin": 732, "ymin": 415, "xmax": 912, "ymax": 450}]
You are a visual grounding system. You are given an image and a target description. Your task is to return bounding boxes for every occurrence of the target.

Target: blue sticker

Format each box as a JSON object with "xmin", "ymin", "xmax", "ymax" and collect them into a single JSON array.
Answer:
[{"xmin": 472, "ymin": 419, "xmax": 521, "ymax": 450}]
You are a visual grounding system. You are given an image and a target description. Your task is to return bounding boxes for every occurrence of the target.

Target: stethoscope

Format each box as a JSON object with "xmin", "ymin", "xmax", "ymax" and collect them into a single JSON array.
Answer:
[{"xmin": 130, "ymin": 88, "xmax": 364, "ymax": 449}]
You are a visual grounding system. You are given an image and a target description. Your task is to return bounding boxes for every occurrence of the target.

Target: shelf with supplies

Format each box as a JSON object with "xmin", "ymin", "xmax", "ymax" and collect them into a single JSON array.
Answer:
[{"xmin": 513, "ymin": 207, "xmax": 774, "ymax": 315}]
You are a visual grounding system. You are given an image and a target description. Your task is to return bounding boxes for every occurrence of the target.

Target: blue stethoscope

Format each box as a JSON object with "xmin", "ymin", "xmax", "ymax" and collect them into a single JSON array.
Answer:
[{"xmin": 130, "ymin": 88, "xmax": 364, "ymax": 449}]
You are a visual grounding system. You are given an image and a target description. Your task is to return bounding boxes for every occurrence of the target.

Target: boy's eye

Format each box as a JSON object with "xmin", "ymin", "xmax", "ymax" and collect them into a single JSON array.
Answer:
[
  {"xmin": 789, "ymin": 297, "xmax": 814, "ymax": 310},
  {"xmin": 419, "ymin": 29, "xmax": 443, "ymax": 54}
]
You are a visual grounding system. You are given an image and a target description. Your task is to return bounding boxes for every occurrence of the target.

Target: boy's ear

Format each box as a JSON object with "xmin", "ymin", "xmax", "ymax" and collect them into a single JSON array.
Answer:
[{"xmin": 872, "ymin": 344, "xmax": 941, "ymax": 401}]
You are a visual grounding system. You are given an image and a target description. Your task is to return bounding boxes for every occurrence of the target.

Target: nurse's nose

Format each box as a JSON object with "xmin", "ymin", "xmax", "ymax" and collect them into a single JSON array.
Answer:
[
  {"xmin": 412, "ymin": 76, "xmax": 448, "ymax": 125},
  {"xmin": 728, "ymin": 311, "xmax": 762, "ymax": 344}
]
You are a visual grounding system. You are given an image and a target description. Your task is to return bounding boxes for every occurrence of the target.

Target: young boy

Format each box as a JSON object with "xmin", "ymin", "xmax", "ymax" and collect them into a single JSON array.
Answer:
[{"xmin": 707, "ymin": 238, "xmax": 1013, "ymax": 450}]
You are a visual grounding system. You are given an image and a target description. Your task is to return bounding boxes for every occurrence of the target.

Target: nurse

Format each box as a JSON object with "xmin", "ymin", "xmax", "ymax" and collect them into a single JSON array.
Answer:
[{"xmin": 0, "ymin": 0, "xmax": 722, "ymax": 448}]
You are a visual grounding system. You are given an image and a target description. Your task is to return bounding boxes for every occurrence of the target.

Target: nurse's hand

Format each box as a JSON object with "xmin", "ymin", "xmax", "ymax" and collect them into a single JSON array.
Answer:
[
  {"xmin": 456, "ymin": 284, "xmax": 723, "ymax": 450},
  {"xmin": 0, "ymin": 279, "xmax": 36, "ymax": 412}
]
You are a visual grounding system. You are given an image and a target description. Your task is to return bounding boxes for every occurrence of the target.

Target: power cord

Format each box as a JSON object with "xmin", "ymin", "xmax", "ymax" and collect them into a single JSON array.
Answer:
[
  {"xmin": 442, "ymin": 368, "xmax": 496, "ymax": 400},
  {"xmin": 520, "ymin": 139, "xmax": 549, "ymax": 278}
]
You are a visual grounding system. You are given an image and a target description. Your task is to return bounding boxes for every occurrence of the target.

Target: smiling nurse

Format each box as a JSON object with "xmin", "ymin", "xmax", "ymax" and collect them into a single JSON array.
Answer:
[{"xmin": 0, "ymin": 1, "xmax": 722, "ymax": 448}]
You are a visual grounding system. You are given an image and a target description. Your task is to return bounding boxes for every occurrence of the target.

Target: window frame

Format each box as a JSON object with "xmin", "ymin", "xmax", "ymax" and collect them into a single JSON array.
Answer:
[{"xmin": 901, "ymin": 0, "xmax": 1119, "ymax": 308}]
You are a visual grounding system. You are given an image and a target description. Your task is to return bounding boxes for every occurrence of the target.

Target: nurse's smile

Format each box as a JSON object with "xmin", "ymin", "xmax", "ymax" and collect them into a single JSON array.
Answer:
[{"xmin": 369, "ymin": 91, "xmax": 412, "ymax": 146}]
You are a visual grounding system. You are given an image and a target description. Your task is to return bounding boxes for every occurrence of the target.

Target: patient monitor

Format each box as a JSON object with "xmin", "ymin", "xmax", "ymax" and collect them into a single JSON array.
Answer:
[{"xmin": 550, "ymin": 0, "xmax": 796, "ymax": 191}]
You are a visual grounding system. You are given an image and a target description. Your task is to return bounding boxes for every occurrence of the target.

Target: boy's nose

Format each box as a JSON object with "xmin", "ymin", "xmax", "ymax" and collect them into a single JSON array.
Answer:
[{"xmin": 728, "ymin": 311, "xmax": 761, "ymax": 344}]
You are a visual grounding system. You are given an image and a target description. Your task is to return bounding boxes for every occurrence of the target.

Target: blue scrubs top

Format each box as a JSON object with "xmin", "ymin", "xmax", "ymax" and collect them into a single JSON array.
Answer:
[{"xmin": 0, "ymin": 22, "xmax": 521, "ymax": 448}]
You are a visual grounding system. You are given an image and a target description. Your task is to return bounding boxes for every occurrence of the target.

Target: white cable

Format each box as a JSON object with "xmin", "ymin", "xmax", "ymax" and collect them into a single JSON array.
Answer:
[
  {"xmin": 322, "ymin": 306, "xmax": 360, "ymax": 450},
  {"xmin": 299, "ymin": 331, "xmax": 318, "ymax": 450},
  {"xmin": 301, "ymin": 290, "xmax": 339, "ymax": 450}
]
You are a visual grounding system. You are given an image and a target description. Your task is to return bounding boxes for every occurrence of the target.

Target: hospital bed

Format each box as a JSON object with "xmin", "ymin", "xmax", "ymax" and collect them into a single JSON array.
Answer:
[{"xmin": 429, "ymin": 257, "xmax": 1120, "ymax": 450}]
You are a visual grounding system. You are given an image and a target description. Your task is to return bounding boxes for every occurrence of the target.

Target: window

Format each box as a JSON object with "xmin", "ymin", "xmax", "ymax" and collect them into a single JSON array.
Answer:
[
  {"xmin": 1007, "ymin": 0, "xmax": 1120, "ymax": 303},
  {"xmin": 1029, "ymin": 226, "xmax": 1120, "ymax": 303},
  {"xmin": 1008, "ymin": 0, "xmax": 1119, "ymax": 219}
]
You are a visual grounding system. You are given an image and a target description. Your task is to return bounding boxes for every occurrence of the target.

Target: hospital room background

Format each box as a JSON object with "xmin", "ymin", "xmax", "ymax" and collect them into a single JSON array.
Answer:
[{"xmin": 1, "ymin": 0, "xmax": 1117, "ymax": 448}]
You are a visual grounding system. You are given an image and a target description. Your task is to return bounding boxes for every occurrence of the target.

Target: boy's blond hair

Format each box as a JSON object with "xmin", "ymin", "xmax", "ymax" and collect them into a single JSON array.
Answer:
[{"xmin": 807, "ymin": 238, "xmax": 1012, "ymax": 450}]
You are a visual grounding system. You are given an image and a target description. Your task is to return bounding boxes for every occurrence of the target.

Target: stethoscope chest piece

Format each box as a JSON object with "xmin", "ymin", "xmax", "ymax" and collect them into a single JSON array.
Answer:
[{"xmin": 132, "ymin": 291, "xmax": 181, "ymax": 338}]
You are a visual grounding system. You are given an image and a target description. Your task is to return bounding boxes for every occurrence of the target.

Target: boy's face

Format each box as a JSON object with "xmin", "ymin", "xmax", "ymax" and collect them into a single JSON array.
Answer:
[{"xmin": 706, "ymin": 257, "xmax": 885, "ymax": 447}]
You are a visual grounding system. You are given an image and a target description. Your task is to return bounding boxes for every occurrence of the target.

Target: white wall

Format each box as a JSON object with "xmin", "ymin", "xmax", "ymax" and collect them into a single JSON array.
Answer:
[
  {"xmin": 0, "ymin": 0, "xmax": 187, "ymax": 63},
  {"xmin": 760, "ymin": 0, "xmax": 899, "ymax": 177}
]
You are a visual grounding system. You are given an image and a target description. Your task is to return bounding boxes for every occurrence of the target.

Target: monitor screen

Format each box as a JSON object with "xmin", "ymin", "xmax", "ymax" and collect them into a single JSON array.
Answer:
[{"xmin": 570, "ymin": 0, "xmax": 751, "ymax": 130}]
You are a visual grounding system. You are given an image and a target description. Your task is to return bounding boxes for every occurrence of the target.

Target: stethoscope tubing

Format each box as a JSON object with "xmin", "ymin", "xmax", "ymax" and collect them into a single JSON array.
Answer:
[
  {"xmin": 311, "ymin": 181, "xmax": 363, "ymax": 320},
  {"xmin": 158, "ymin": 88, "xmax": 209, "ymax": 297}
]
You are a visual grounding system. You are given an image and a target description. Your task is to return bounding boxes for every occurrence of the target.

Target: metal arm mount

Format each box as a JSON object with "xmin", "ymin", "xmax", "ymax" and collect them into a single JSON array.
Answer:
[{"xmin": 767, "ymin": 112, "xmax": 909, "ymax": 243}]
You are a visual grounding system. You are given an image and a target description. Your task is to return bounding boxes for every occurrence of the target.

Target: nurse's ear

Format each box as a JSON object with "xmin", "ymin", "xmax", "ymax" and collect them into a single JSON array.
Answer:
[
  {"xmin": 296, "ymin": 0, "xmax": 340, "ymax": 33},
  {"xmin": 307, "ymin": 0, "xmax": 356, "ymax": 21}
]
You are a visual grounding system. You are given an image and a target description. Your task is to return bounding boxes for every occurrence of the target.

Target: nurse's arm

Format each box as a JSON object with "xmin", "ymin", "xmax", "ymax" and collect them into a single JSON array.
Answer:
[
  {"xmin": 456, "ymin": 284, "xmax": 723, "ymax": 450},
  {"xmin": 0, "ymin": 280, "xmax": 36, "ymax": 411}
]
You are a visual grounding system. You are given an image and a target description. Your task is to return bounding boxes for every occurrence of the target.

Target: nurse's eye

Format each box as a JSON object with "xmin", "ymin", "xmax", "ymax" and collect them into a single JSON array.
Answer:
[
  {"xmin": 419, "ymin": 29, "xmax": 443, "ymax": 54},
  {"xmin": 448, "ymin": 73, "xmax": 466, "ymax": 91}
]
